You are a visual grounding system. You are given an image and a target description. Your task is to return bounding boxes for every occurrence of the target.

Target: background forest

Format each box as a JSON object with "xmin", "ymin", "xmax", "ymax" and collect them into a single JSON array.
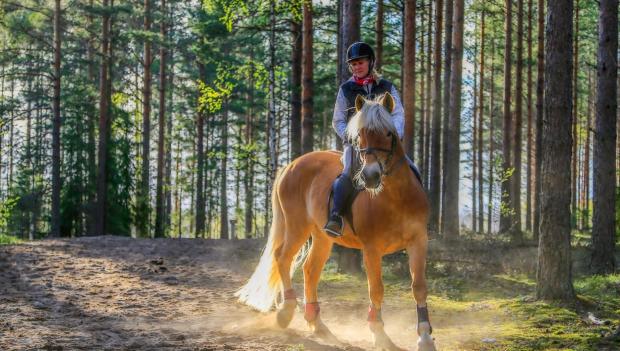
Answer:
[{"xmin": 0, "ymin": 0, "xmax": 618, "ymax": 276}]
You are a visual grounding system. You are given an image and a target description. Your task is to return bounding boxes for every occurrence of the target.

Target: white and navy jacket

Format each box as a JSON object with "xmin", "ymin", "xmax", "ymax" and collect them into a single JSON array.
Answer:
[{"xmin": 332, "ymin": 77, "xmax": 405, "ymax": 142}]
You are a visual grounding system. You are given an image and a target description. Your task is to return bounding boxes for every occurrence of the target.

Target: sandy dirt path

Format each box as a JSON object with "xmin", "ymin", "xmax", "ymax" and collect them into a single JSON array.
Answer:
[{"xmin": 0, "ymin": 236, "xmax": 501, "ymax": 351}]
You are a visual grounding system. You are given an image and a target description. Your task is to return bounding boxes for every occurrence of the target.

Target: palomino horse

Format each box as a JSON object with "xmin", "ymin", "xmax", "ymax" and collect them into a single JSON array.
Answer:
[{"xmin": 236, "ymin": 93, "xmax": 436, "ymax": 351}]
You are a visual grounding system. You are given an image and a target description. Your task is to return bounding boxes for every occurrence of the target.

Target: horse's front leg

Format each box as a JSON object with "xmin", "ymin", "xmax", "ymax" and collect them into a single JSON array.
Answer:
[
  {"xmin": 363, "ymin": 249, "xmax": 403, "ymax": 351},
  {"xmin": 407, "ymin": 235, "xmax": 436, "ymax": 351}
]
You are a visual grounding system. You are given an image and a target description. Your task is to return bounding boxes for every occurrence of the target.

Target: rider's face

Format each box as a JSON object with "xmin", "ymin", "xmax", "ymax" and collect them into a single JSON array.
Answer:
[{"xmin": 349, "ymin": 58, "xmax": 370, "ymax": 78}]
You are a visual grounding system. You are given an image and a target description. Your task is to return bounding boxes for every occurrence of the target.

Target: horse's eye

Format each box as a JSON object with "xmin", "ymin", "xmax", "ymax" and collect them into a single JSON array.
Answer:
[{"xmin": 386, "ymin": 131, "xmax": 392, "ymax": 137}]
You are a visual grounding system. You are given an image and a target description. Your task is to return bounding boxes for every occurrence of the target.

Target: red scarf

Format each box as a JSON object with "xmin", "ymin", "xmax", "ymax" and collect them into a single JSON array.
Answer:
[{"xmin": 353, "ymin": 75, "xmax": 375, "ymax": 86}]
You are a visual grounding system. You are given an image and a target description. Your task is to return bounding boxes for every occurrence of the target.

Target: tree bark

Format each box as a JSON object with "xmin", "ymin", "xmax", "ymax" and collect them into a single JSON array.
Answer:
[
  {"xmin": 533, "ymin": 0, "xmax": 544, "ymax": 242},
  {"xmin": 245, "ymin": 49, "xmax": 255, "ymax": 237},
  {"xmin": 500, "ymin": 0, "xmax": 513, "ymax": 234},
  {"xmin": 591, "ymin": 0, "xmax": 618, "ymax": 274},
  {"xmin": 536, "ymin": 0, "xmax": 575, "ymax": 301},
  {"xmin": 488, "ymin": 40, "xmax": 496, "ymax": 234},
  {"xmin": 440, "ymin": 0, "xmax": 453, "ymax": 235},
  {"xmin": 477, "ymin": 11, "xmax": 485, "ymax": 233},
  {"xmin": 581, "ymin": 72, "xmax": 592, "ymax": 230},
  {"xmin": 423, "ymin": 0, "xmax": 432, "ymax": 189},
  {"xmin": 94, "ymin": 0, "xmax": 111, "ymax": 237},
  {"xmin": 571, "ymin": 1, "xmax": 580, "ymax": 224},
  {"xmin": 139, "ymin": 0, "xmax": 153, "ymax": 237},
  {"xmin": 429, "ymin": 0, "xmax": 444, "ymax": 234},
  {"xmin": 512, "ymin": 0, "xmax": 524, "ymax": 240},
  {"xmin": 526, "ymin": 0, "xmax": 534, "ymax": 232},
  {"xmin": 220, "ymin": 104, "xmax": 229, "ymax": 239},
  {"xmin": 155, "ymin": 0, "xmax": 167, "ymax": 238},
  {"xmin": 443, "ymin": 0, "xmax": 464, "ymax": 239},
  {"xmin": 301, "ymin": 0, "xmax": 313, "ymax": 154},
  {"xmin": 403, "ymin": 0, "xmax": 416, "ymax": 159},
  {"xmin": 50, "ymin": 0, "xmax": 62, "ymax": 237},
  {"xmin": 290, "ymin": 16, "xmax": 302, "ymax": 159},
  {"xmin": 195, "ymin": 65, "xmax": 206, "ymax": 237},
  {"xmin": 375, "ymin": 0, "xmax": 384, "ymax": 72}
]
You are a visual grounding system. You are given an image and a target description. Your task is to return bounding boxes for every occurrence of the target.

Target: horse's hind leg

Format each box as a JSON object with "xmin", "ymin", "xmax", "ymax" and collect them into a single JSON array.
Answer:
[
  {"xmin": 302, "ymin": 233, "xmax": 338, "ymax": 342},
  {"xmin": 274, "ymin": 225, "xmax": 311, "ymax": 328}
]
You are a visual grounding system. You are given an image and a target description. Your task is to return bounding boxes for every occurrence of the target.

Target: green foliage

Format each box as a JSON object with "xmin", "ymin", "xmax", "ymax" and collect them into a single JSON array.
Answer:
[{"xmin": 0, "ymin": 232, "xmax": 22, "ymax": 245}]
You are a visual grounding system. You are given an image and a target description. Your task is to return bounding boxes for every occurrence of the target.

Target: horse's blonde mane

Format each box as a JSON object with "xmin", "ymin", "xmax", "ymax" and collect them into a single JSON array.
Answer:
[{"xmin": 346, "ymin": 96, "xmax": 397, "ymax": 143}]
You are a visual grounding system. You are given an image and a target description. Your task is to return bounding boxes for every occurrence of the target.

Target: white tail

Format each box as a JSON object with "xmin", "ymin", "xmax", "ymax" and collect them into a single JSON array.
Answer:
[{"xmin": 235, "ymin": 172, "xmax": 307, "ymax": 312}]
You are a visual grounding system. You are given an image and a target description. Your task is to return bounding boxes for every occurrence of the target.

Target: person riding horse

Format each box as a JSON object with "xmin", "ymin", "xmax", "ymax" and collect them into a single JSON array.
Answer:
[{"xmin": 324, "ymin": 41, "xmax": 423, "ymax": 237}]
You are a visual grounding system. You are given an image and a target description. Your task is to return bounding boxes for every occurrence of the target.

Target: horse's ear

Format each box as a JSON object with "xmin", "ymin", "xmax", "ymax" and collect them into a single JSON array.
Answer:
[
  {"xmin": 381, "ymin": 93, "xmax": 395, "ymax": 113},
  {"xmin": 355, "ymin": 94, "xmax": 365, "ymax": 112}
]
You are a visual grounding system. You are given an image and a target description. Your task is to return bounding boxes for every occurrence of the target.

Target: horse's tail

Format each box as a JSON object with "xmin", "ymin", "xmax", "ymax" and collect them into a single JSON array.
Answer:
[{"xmin": 235, "ymin": 166, "xmax": 307, "ymax": 312}]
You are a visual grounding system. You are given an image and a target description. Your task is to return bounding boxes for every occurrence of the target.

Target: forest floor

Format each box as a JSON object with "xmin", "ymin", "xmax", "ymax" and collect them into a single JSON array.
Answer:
[{"xmin": 0, "ymin": 236, "xmax": 619, "ymax": 351}]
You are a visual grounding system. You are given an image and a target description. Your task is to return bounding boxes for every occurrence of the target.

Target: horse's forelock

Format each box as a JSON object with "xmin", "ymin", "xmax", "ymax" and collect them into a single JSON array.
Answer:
[{"xmin": 346, "ymin": 98, "xmax": 397, "ymax": 144}]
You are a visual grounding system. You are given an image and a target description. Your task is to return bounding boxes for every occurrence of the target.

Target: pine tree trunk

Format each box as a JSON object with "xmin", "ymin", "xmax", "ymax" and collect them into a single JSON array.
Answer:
[
  {"xmin": 155, "ymin": 0, "xmax": 167, "ymax": 238},
  {"xmin": 536, "ymin": 0, "xmax": 575, "ymax": 300},
  {"xmin": 582, "ymin": 72, "xmax": 592, "ymax": 230},
  {"xmin": 533, "ymin": 0, "xmax": 545, "ymax": 242},
  {"xmin": 375, "ymin": 0, "xmax": 384, "ymax": 72},
  {"xmin": 591, "ymin": 0, "xmax": 618, "ymax": 274},
  {"xmin": 488, "ymin": 40, "xmax": 496, "ymax": 234},
  {"xmin": 244, "ymin": 49, "xmax": 255, "ymax": 237},
  {"xmin": 429, "ymin": 0, "xmax": 444, "ymax": 234},
  {"xmin": 440, "ymin": 0, "xmax": 453, "ymax": 235},
  {"xmin": 86, "ymin": 0, "xmax": 97, "ymax": 234},
  {"xmin": 403, "ymin": 0, "xmax": 416, "ymax": 159},
  {"xmin": 165, "ymin": 17, "xmax": 174, "ymax": 234},
  {"xmin": 423, "ymin": 0, "xmax": 432, "ymax": 189},
  {"xmin": 95, "ymin": 0, "xmax": 111, "ymax": 237},
  {"xmin": 220, "ymin": 104, "xmax": 229, "ymax": 239},
  {"xmin": 571, "ymin": 1, "xmax": 580, "ymax": 225},
  {"xmin": 290, "ymin": 17, "xmax": 302, "ymax": 159},
  {"xmin": 512, "ymin": 0, "xmax": 524, "ymax": 240},
  {"xmin": 478, "ymin": 12, "xmax": 485, "ymax": 232},
  {"xmin": 194, "ymin": 65, "xmax": 206, "ymax": 237},
  {"xmin": 418, "ymin": 1, "xmax": 427, "ymax": 179},
  {"xmin": 50, "ymin": 0, "xmax": 62, "ymax": 237},
  {"xmin": 266, "ymin": 0, "xmax": 278, "ymax": 237},
  {"xmin": 472, "ymin": 33, "xmax": 478, "ymax": 232},
  {"xmin": 139, "ymin": 0, "xmax": 152, "ymax": 237},
  {"xmin": 444, "ymin": 0, "xmax": 464, "ymax": 239},
  {"xmin": 500, "ymin": 0, "xmax": 513, "ymax": 234},
  {"xmin": 526, "ymin": 0, "xmax": 534, "ymax": 232},
  {"xmin": 301, "ymin": 1, "xmax": 314, "ymax": 155}
]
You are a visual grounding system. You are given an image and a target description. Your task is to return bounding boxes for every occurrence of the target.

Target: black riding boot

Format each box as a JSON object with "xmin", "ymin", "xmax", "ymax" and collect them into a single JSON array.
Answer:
[{"xmin": 323, "ymin": 174, "xmax": 354, "ymax": 237}]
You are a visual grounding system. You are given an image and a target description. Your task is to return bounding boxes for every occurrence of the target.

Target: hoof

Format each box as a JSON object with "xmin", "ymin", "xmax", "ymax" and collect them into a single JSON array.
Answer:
[
  {"xmin": 276, "ymin": 300, "xmax": 297, "ymax": 328},
  {"xmin": 416, "ymin": 334, "xmax": 436, "ymax": 351}
]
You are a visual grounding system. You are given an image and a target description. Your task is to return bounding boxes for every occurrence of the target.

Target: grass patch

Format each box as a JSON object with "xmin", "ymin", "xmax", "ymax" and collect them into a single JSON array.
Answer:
[{"xmin": 0, "ymin": 233, "xmax": 23, "ymax": 245}]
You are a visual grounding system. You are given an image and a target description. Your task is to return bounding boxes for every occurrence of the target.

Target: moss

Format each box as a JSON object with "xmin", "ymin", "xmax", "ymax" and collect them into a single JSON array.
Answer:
[{"xmin": 0, "ymin": 233, "xmax": 23, "ymax": 245}]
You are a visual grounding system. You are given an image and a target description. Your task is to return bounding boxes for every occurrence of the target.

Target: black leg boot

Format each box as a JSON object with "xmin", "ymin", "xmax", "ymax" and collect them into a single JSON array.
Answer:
[{"xmin": 323, "ymin": 174, "xmax": 354, "ymax": 237}]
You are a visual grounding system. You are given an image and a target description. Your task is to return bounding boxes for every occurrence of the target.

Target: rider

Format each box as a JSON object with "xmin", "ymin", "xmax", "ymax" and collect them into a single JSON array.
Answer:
[{"xmin": 323, "ymin": 41, "xmax": 423, "ymax": 238}]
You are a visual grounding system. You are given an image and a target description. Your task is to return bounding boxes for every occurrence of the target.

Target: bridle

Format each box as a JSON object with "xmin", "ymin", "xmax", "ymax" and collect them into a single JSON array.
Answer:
[{"xmin": 356, "ymin": 131, "xmax": 406, "ymax": 177}]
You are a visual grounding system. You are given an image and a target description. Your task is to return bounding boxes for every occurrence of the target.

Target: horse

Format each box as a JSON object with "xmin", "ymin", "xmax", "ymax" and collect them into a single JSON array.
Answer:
[{"xmin": 235, "ymin": 93, "xmax": 436, "ymax": 351}]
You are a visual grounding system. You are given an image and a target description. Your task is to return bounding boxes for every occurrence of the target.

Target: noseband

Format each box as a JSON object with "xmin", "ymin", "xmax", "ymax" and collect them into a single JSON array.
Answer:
[{"xmin": 356, "ymin": 132, "xmax": 405, "ymax": 177}]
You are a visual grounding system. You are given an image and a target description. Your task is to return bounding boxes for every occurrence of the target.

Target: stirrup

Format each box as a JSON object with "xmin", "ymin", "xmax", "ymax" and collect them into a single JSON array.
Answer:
[{"xmin": 323, "ymin": 215, "xmax": 344, "ymax": 237}]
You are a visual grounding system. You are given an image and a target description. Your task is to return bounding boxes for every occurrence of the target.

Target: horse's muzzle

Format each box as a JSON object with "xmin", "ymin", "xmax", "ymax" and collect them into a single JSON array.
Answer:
[{"xmin": 362, "ymin": 164, "xmax": 382, "ymax": 189}]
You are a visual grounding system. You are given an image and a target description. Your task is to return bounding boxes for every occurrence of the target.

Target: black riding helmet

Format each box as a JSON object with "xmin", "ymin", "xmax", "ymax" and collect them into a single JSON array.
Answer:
[{"xmin": 346, "ymin": 42, "xmax": 375, "ymax": 71}]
